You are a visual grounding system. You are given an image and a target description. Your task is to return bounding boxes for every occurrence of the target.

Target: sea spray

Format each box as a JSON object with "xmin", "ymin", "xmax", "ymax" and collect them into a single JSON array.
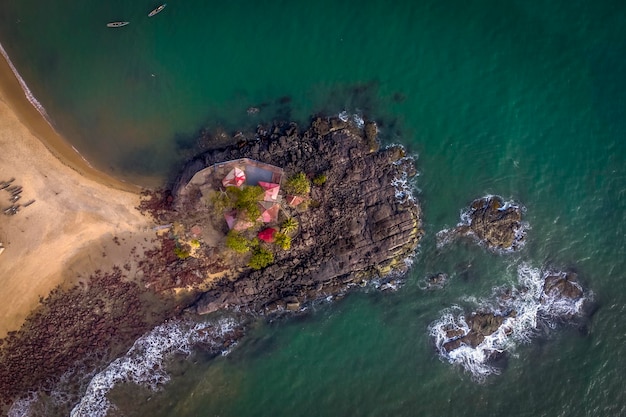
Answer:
[
  {"xmin": 390, "ymin": 157, "xmax": 419, "ymax": 204},
  {"xmin": 429, "ymin": 264, "xmax": 589, "ymax": 381},
  {"xmin": 390, "ymin": 151, "xmax": 422, "ymax": 269},
  {"xmin": 336, "ymin": 110, "xmax": 366, "ymax": 130},
  {"xmin": 70, "ymin": 317, "xmax": 241, "ymax": 417}
]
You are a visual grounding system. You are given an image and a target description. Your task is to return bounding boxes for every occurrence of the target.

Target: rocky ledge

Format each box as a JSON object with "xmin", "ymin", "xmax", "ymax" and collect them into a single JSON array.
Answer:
[
  {"xmin": 436, "ymin": 195, "xmax": 527, "ymax": 252},
  {"xmin": 172, "ymin": 116, "xmax": 423, "ymax": 314}
]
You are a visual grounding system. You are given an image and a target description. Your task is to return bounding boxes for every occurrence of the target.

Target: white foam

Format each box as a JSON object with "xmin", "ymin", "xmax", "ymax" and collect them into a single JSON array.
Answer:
[
  {"xmin": 70, "ymin": 317, "xmax": 240, "ymax": 417},
  {"xmin": 369, "ymin": 276, "xmax": 403, "ymax": 292},
  {"xmin": 435, "ymin": 228, "xmax": 455, "ymax": 249},
  {"xmin": 0, "ymin": 42, "xmax": 51, "ymax": 122},
  {"xmin": 390, "ymin": 158, "xmax": 417, "ymax": 204},
  {"xmin": 429, "ymin": 264, "xmax": 588, "ymax": 381},
  {"xmin": 352, "ymin": 113, "xmax": 365, "ymax": 129},
  {"xmin": 7, "ymin": 391, "xmax": 39, "ymax": 417},
  {"xmin": 335, "ymin": 110, "xmax": 365, "ymax": 129}
]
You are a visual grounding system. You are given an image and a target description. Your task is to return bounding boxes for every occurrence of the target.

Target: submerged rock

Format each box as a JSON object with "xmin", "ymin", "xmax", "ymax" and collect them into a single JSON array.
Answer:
[
  {"xmin": 436, "ymin": 195, "xmax": 527, "ymax": 252},
  {"xmin": 419, "ymin": 272, "xmax": 449, "ymax": 290}
]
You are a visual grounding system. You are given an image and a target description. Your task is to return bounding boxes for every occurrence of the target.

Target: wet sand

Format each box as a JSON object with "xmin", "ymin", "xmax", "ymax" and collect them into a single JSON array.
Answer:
[{"xmin": 0, "ymin": 52, "xmax": 153, "ymax": 337}]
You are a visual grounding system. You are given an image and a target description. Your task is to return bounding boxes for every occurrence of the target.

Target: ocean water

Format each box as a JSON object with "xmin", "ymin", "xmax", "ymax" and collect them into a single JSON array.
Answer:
[{"xmin": 1, "ymin": 0, "xmax": 625, "ymax": 416}]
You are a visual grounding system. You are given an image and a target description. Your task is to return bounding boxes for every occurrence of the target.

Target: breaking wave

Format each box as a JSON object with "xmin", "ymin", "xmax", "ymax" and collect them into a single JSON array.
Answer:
[
  {"xmin": 7, "ymin": 391, "xmax": 39, "ymax": 417},
  {"xmin": 390, "ymin": 157, "xmax": 418, "ymax": 205},
  {"xmin": 428, "ymin": 264, "xmax": 588, "ymax": 381},
  {"xmin": 69, "ymin": 317, "xmax": 241, "ymax": 417},
  {"xmin": 337, "ymin": 110, "xmax": 365, "ymax": 128},
  {"xmin": 0, "ymin": 41, "xmax": 51, "ymax": 123}
]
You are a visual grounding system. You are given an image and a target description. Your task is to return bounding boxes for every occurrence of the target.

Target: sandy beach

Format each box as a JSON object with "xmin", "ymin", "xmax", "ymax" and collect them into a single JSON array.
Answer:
[{"xmin": 0, "ymin": 53, "xmax": 154, "ymax": 338}]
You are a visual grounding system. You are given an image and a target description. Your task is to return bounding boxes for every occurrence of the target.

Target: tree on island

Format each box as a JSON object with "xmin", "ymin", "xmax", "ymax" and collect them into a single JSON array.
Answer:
[
  {"xmin": 248, "ymin": 247, "xmax": 274, "ymax": 270},
  {"xmin": 210, "ymin": 185, "xmax": 265, "ymax": 222},
  {"xmin": 280, "ymin": 217, "xmax": 299, "ymax": 235},
  {"xmin": 228, "ymin": 185, "xmax": 264, "ymax": 221},
  {"xmin": 225, "ymin": 230, "xmax": 253, "ymax": 253},
  {"xmin": 274, "ymin": 232, "xmax": 292, "ymax": 250}
]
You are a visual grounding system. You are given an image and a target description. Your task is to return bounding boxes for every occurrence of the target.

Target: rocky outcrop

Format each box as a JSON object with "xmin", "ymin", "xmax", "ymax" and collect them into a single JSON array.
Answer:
[
  {"xmin": 173, "ymin": 117, "xmax": 423, "ymax": 315},
  {"xmin": 442, "ymin": 311, "xmax": 510, "ymax": 352},
  {"xmin": 437, "ymin": 195, "xmax": 526, "ymax": 252},
  {"xmin": 433, "ymin": 266, "xmax": 588, "ymax": 365},
  {"xmin": 543, "ymin": 271, "xmax": 584, "ymax": 301}
]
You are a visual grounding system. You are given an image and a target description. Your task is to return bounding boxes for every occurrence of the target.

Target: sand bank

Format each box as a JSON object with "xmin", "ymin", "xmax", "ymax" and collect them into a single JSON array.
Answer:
[{"xmin": 0, "ymin": 53, "xmax": 153, "ymax": 337}]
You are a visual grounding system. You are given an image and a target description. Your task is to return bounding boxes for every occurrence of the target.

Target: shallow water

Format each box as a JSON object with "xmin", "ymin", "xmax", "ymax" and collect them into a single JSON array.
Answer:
[{"xmin": 1, "ymin": 0, "xmax": 625, "ymax": 415}]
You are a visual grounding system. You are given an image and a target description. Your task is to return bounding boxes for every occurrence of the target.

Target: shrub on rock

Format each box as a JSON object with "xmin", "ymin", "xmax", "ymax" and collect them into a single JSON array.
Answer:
[
  {"xmin": 274, "ymin": 232, "xmax": 291, "ymax": 250},
  {"xmin": 225, "ymin": 230, "xmax": 251, "ymax": 253},
  {"xmin": 312, "ymin": 173, "xmax": 327, "ymax": 186},
  {"xmin": 248, "ymin": 247, "xmax": 274, "ymax": 270},
  {"xmin": 285, "ymin": 172, "xmax": 310, "ymax": 196}
]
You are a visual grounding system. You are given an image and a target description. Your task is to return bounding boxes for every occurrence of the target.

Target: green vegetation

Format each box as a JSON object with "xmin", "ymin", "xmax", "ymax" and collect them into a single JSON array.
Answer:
[
  {"xmin": 210, "ymin": 190, "xmax": 232, "ymax": 212},
  {"xmin": 190, "ymin": 239, "xmax": 200, "ymax": 248},
  {"xmin": 285, "ymin": 172, "xmax": 311, "ymax": 196},
  {"xmin": 281, "ymin": 217, "xmax": 299, "ymax": 235},
  {"xmin": 210, "ymin": 186, "xmax": 265, "ymax": 222},
  {"xmin": 274, "ymin": 232, "xmax": 292, "ymax": 250},
  {"xmin": 227, "ymin": 185, "xmax": 264, "ymax": 221},
  {"xmin": 225, "ymin": 230, "xmax": 252, "ymax": 253},
  {"xmin": 248, "ymin": 247, "xmax": 274, "ymax": 270},
  {"xmin": 312, "ymin": 173, "xmax": 327, "ymax": 186},
  {"xmin": 298, "ymin": 200, "xmax": 310, "ymax": 211},
  {"xmin": 174, "ymin": 246, "xmax": 190, "ymax": 259}
]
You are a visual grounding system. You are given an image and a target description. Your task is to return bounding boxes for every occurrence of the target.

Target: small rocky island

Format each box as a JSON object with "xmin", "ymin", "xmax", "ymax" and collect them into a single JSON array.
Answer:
[
  {"xmin": 430, "ymin": 267, "xmax": 589, "ymax": 380},
  {"xmin": 436, "ymin": 195, "xmax": 527, "ymax": 252},
  {"xmin": 160, "ymin": 116, "xmax": 424, "ymax": 314},
  {"xmin": 0, "ymin": 115, "xmax": 423, "ymax": 410}
]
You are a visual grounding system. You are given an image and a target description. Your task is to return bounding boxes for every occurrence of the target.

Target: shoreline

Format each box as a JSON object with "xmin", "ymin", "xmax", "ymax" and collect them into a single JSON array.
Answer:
[
  {"xmin": 0, "ymin": 43, "xmax": 141, "ymax": 194},
  {"xmin": 0, "ymin": 49, "xmax": 153, "ymax": 337}
]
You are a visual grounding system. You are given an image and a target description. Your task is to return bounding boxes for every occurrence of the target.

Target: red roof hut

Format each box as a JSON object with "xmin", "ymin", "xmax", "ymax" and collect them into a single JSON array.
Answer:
[{"xmin": 258, "ymin": 228, "xmax": 277, "ymax": 243}]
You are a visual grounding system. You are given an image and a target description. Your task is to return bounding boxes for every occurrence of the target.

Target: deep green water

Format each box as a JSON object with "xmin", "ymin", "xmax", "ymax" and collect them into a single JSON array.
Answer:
[{"xmin": 1, "ymin": 0, "xmax": 625, "ymax": 416}]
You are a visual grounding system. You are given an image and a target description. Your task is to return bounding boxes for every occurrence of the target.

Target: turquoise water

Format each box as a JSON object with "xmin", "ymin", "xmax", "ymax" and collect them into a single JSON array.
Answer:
[{"xmin": 1, "ymin": 0, "xmax": 625, "ymax": 416}]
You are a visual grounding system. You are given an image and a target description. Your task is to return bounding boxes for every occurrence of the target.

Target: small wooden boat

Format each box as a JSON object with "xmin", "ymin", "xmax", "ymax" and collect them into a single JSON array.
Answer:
[
  {"xmin": 107, "ymin": 21, "xmax": 130, "ymax": 28},
  {"xmin": 148, "ymin": 4, "xmax": 167, "ymax": 17}
]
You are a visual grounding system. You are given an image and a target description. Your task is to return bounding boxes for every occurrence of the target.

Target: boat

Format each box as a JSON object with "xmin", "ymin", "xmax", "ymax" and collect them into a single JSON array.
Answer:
[
  {"xmin": 107, "ymin": 21, "xmax": 130, "ymax": 28},
  {"xmin": 148, "ymin": 4, "xmax": 167, "ymax": 17}
]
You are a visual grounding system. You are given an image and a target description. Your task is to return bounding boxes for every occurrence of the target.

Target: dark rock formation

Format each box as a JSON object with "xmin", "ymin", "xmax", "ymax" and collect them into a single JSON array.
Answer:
[
  {"xmin": 442, "ymin": 311, "xmax": 509, "ymax": 352},
  {"xmin": 0, "ymin": 116, "xmax": 422, "ymax": 411},
  {"xmin": 0, "ymin": 268, "xmax": 183, "ymax": 410},
  {"xmin": 543, "ymin": 271, "xmax": 584, "ymax": 300},
  {"xmin": 435, "ymin": 267, "xmax": 588, "ymax": 362},
  {"xmin": 437, "ymin": 195, "xmax": 526, "ymax": 252},
  {"xmin": 173, "ymin": 117, "xmax": 423, "ymax": 315}
]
